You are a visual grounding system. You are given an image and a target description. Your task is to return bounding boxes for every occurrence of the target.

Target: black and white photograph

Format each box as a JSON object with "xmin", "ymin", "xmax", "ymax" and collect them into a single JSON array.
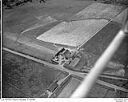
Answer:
[{"xmin": 1, "ymin": 0, "xmax": 128, "ymax": 99}]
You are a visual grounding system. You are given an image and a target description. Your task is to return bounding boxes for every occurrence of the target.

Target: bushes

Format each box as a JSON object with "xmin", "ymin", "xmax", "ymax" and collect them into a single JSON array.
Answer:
[{"xmin": 95, "ymin": 0, "xmax": 128, "ymax": 5}]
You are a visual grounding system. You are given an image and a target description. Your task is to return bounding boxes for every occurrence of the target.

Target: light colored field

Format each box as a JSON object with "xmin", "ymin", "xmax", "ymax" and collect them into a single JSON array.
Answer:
[
  {"xmin": 37, "ymin": 3, "xmax": 124, "ymax": 47},
  {"xmin": 72, "ymin": 3, "xmax": 124, "ymax": 20},
  {"xmin": 37, "ymin": 19, "xmax": 108, "ymax": 47}
]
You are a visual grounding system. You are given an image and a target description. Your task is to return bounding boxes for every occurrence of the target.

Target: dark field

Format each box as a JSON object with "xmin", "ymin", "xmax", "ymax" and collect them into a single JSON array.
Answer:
[{"xmin": 2, "ymin": 51, "xmax": 68, "ymax": 98}]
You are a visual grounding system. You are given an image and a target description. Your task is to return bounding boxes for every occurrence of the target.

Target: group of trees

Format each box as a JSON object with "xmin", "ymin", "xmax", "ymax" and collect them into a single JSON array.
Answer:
[
  {"xmin": 2, "ymin": 0, "xmax": 46, "ymax": 9},
  {"xmin": 96, "ymin": 0, "xmax": 128, "ymax": 5},
  {"xmin": 2, "ymin": 0, "xmax": 127, "ymax": 9}
]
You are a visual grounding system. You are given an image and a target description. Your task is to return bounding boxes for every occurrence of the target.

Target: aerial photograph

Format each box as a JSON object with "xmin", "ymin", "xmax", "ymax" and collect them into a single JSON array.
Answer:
[{"xmin": 2, "ymin": 0, "xmax": 128, "ymax": 98}]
